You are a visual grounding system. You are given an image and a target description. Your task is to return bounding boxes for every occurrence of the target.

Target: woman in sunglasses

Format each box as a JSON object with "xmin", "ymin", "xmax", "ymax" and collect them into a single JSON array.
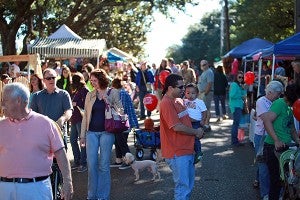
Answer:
[{"xmin": 229, "ymin": 71, "xmax": 247, "ymax": 146}]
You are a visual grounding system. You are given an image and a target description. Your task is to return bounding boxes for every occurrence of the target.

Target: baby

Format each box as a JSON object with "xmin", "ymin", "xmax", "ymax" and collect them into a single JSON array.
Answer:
[{"xmin": 184, "ymin": 83, "xmax": 207, "ymax": 164}]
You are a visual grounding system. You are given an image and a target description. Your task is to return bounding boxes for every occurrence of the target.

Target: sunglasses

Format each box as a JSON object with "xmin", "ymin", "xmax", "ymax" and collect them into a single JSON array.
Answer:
[
  {"xmin": 44, "ymin": 77, "xmax": 56, "ymax": 81},
  {"xmin": 175, "ymin": 85, "xmax": 184, "ymax": 90},
  {"xmin": 238, "ymin": 76, "xmax": 244, "ymax": 79}
]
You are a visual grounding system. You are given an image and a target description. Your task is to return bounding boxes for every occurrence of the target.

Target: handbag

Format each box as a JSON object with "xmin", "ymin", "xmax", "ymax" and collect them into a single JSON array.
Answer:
[{"xmin": 104, "ymin": 89, "xmax": 129, "ymax": 133}]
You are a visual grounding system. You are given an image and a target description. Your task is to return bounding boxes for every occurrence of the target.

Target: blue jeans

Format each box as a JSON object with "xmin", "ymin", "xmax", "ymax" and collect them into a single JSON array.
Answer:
[
  {"xmin": 231, "ymin": 107, "xmax": 242, "ymax": 145},
  {"xmin": 213, "ymin": 95, "xmax": 227, "ymax": 117},
  {"xmin": 70, "ymin": 122, "xmax": 87, "ymax": 166},
  {"xmin": 191, "ymin": 122, "xmax": 202, "ymax": 154},
  {"xmin": 86, "ymin": 131, "xmax": 115, "ymax": 200},
  {"xmin": 254, "ymin": 134, "xmax": 270, "ymax": 198},
  {"xmin": 165, "ymin": 154, "xmax": 195, "ymax": 200},
  {"xmin": 138, "ymin": 88, "xmax": 151, "ymax": 118}
]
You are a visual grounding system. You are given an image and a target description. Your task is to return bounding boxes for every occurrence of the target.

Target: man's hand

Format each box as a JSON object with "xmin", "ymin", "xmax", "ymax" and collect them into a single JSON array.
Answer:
[
  {"xmin": 195, "ymin": 128, "xmax": 204, "ymax": 139},
  {"xmin": 61, "ymin": 180, "xmax": 73, "ymax": 200},
  {"xmin": 274, "ymin": 139, "xmax": 285, "ymax": 151},
  {"xmin": 56, "ymin": 117, "xmax": 65, "ymax": 129}
]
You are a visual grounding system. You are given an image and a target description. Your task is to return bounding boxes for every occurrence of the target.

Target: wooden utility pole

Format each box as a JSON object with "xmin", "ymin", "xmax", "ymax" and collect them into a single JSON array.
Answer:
[{"xmin": 224, "ymin": 0, "xmax": 230, "ymax": 52}]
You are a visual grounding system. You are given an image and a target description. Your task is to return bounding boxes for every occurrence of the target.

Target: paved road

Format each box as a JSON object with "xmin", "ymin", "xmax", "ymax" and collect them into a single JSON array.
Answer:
[{"xmin": 69, "ymin": 112, "xmax": 260, "ymax": 200}]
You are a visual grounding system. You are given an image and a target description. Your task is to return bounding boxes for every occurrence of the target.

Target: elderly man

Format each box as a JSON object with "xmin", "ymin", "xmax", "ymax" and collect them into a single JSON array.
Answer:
[
  {"xmin": 0, "ymin": 83, "xmax": 73, "ymax": 200},
  {"xmin": 198, "ymin": 60, "xmax": 214, "ymax": 131}
]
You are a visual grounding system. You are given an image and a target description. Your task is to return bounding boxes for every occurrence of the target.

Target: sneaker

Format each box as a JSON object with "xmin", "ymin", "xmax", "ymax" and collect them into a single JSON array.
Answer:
[
  {"xmin": 77, "ymin": 166, "xmax": 87, "ymax": 173},
  {"xmin": 223, "ymin": 115, "xmax": 229, "ymax": 120},
  {"xmin": 71, "ymin": 163, "xmax": 80, "ymax": 170},
  {"xmin": 110, "ymin": 162, "xmax": 122, "ymax": 167},
  {"xmin": 140, "ymin": 116, "xmax": 146, "ymax": 120},
  {"xmin": 194, "ymin": 152, "xmax": 203, "ymax": 164},
  {"xmin": 119, "ymin": 163, "xmax": 131, "ymax": 170}
]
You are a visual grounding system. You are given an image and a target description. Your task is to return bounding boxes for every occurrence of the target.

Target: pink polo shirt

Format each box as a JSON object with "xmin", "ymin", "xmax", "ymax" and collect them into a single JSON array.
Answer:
[{"xmin": 0, "ymin": 111, "xmax": 64, "ymax": 178}]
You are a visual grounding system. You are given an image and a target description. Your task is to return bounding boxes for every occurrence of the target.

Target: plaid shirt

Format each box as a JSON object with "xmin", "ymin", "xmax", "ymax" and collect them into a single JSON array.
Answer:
[{"xmin": 120, "ymin": 89, "xmax": 139, "ymax": 128}]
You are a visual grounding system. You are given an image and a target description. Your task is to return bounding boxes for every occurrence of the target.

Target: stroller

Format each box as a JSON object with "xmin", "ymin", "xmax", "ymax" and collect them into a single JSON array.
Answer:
[{"xmin": 133, "ymin": 127, "xmax": 160, "ymax": 161}]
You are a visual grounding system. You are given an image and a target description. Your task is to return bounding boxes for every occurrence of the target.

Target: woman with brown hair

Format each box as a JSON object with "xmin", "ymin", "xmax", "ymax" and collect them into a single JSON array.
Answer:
[
  {"xmin": 229, "ymin": 71, "xmax": 247, "ymax": 146},
  {"xmin": 70, "ymin": 72, "xmax": 89, "ymax": 172},
  {"xmin": 57, "ymin": 65, "xmax": 72, "ymax": 95},
  {"xmin": 80, "ymin": 69, "xmax": 122, "ymax": 200},
  {"xmin": 30, "ymin": 73, "xmax": 44, "ymax": 93},
  {"xmin": 29, "ymin": 73, "xmax": 44, "ymax": 106}
]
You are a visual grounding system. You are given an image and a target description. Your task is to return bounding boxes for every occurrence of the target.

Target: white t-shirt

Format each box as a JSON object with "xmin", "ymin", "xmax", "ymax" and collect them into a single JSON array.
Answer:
[
  {"xmin": 255, "ymin": 96, "xmax": 272, "ymax": 136},
  {"xmin": 184, "ymin": 98, "xmax": 207, "ymax": 121}
]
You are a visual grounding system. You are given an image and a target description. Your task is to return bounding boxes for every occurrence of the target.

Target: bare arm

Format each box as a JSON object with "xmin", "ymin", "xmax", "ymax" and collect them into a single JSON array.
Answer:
[
  {"xmin": 173, "ymin": 124, "xmax": 204, "ymax": 139},
  {"xmin": 54, "ymin": 148, "xmax": 73, "ymax": 200},
  {"xmin": 56, "ymin": 109, "xmax": 73, "ymax": 129},
  {"xmin": 204, "ymin": 82, "xmax": 212, "ymax": 95},
  {"xmin": 261, "ymin": 111, "xmax": 284, "ymax": 150}
]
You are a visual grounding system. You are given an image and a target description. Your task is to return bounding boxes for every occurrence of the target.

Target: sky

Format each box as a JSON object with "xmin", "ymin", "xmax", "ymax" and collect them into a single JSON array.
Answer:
[{"xmin": 145, "ymin": 0, "xmax": 221, "ymax": 65}]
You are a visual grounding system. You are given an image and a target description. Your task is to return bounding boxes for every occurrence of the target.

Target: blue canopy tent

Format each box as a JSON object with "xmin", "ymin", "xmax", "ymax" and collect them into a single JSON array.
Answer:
[
  {"xmin": 244, "ymin": 33, "xmax": 300, "ymax": 96},
  {"xmin": 223, "ymin": 37, "xmax": 274, "ymax": 58},
  {"xmin": 107, "ymin": 51, "xmax": 125, "ymax": 62},
  {"xmin": 255, "ymin": 32, "xmax": 300, "ymax": 60}
]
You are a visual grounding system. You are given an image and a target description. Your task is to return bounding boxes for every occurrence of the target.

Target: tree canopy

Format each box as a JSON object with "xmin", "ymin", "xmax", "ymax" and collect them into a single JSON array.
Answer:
[
  {"xmin": 0, "ymin": 0, "xmax": 195, "ymax": 57},
  {"xmin": 166, "ymin": 0, "xmax": 295, "ymax": 64},
  {"xmin": 166, "ymin": 11, "xmax": 221, "ymax": 64}
]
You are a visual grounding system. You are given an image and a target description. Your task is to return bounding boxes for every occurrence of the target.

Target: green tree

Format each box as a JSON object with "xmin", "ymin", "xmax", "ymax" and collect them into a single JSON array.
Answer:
[
  {"xmin": 166, "ymin": 11, "xmax": 221, "ymax": 64},
  {"xmin": 0, "ymin": 0, "xmax": 196, "ymax": 57},
  {"xmin": 230, "ymin": 0, "xmax": 294, "ymax": 47}
]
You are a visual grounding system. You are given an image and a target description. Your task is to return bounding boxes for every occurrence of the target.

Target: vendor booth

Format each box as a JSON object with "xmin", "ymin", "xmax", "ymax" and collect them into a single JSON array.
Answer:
[{"xmin": 28, "ymin": 24, "xmax": 107, "ymax": 66}]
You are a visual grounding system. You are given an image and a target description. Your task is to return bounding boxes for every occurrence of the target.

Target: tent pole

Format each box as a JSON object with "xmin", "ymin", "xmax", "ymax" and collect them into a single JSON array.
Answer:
[
  {"xmin": 257, "ymin": 58, "xmax": 262, "ymax": 97},
  {"xmin": 271, "ymin": 54, "xmax": 275, "ymax": 80}
]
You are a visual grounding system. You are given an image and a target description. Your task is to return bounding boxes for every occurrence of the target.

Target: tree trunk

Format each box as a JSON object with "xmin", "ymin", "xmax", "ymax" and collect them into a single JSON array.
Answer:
[{"xmin": 1, "ymin": 30, "xmax": 17, "ymax": 56}]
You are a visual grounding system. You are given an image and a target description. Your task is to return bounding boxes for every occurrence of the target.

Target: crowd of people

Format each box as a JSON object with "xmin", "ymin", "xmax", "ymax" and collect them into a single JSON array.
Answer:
[{"xmin": 1, "ymin": 57, "xmax": 300, "ymax": 200}]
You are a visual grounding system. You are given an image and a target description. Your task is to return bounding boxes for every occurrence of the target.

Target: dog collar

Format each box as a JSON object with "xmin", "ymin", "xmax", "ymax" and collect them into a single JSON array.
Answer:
[{"xmin": 129, "ymin": 159, "xmax": 135, "ymax": 165}]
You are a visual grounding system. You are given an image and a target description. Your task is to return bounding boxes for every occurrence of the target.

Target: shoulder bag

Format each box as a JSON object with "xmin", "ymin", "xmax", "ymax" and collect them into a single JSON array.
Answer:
[{"xmin": 104, "ymin": 89, "xmax": 129, "ymax": 133}]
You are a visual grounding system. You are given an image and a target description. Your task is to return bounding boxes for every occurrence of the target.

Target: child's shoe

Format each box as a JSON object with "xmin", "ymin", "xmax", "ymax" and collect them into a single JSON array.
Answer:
[{"xmin": 194, "ymin": 152, "xmax": 203, "ymax": 164}]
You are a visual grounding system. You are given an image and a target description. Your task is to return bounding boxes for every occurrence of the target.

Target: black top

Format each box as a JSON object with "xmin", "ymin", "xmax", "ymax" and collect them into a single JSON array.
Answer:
[{"xmin": 214, "ymin": 72, "xmax": 228, "ymax": 95}]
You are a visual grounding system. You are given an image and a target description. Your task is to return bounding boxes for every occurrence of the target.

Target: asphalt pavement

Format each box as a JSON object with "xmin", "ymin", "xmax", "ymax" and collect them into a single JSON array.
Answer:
[{"xmin": 68, "ymin": 111, "xmax": 260, "ymax": 200}]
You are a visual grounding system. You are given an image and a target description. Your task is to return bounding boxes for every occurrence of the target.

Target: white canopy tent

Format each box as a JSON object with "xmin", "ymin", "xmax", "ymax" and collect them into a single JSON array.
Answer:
[
  {"xmin": 48, "ymin": 24, "xmax": 82, "ymax": 40},
  {"xmin": 28, "ymin": 24, "xmax": 107, "ymax": 61}
]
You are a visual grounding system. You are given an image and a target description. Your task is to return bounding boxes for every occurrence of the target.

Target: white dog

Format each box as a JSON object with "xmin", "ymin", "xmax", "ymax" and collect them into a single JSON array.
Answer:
[{"xmin": 124, "ymin": 152, "xmax": 161, "ymax": 181}]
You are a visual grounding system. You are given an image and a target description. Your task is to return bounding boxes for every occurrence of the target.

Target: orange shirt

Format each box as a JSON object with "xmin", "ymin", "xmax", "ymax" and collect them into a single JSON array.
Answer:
[{"xmin": 160, "ymin": 95, "xmax": 194, "ymax": 158}]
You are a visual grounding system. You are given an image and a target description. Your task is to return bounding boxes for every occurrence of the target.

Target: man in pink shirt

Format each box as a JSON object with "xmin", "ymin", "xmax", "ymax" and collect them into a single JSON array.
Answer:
[{"xmin": 0, "ymin": 82, "xmax": 73, "ymax": 200}]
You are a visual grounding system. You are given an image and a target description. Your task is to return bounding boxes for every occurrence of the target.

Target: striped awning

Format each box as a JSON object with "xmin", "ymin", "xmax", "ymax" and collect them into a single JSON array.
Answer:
[{"xmin": 29, "ymin": 38, "xmax": 107, "ymax": 58}]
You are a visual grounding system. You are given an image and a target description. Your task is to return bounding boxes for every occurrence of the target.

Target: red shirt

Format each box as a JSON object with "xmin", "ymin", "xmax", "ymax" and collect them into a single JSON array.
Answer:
[{"xmin": 159, "ymin": 95, "xmax": 194, "ymax": 158}]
